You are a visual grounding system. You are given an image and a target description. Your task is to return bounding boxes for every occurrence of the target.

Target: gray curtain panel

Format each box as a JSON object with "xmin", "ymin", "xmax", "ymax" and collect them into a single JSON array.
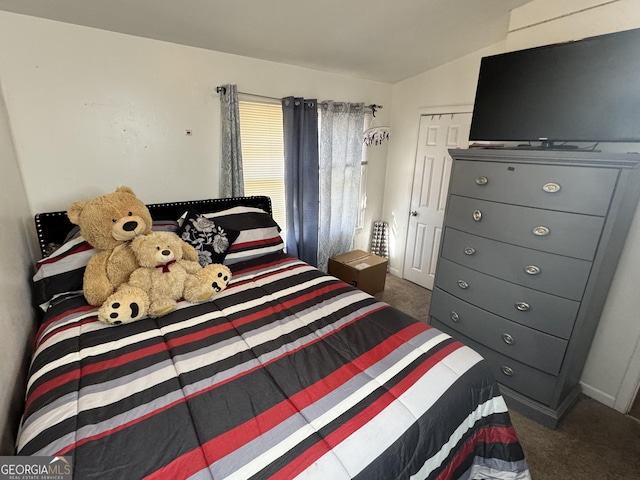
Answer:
[
  {"xmin": 219, "ymin": 84, "xmax": 245, "ymax": 197},
  {"xmin": 317, "ymin": 101, "xmax": 365, "ymax": 272},
  {"xmin": 282, "ymin": 96, "xmax": 319, "ymax": 267}
]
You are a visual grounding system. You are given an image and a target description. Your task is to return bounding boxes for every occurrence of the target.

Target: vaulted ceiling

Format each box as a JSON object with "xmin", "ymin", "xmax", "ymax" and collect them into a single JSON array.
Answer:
[{"xmin": 0, "ymin": 0, "xmax": 534, "ymax": 83}]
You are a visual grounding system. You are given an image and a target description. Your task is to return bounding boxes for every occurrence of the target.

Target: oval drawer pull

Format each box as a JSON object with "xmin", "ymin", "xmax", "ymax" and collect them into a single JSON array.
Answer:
[
  {"xmin": 532, "ymin": 226, "xmax": 550, "ymax": 236},
  {"xmin": 450, "ymin": 311, "xmax": 460, "ymax": 322},
  {"xmin": 515, "ymin": 301, "xmax": 531, "ymax": 312},
  {"xmin": 524, "ymin": 265, "xmax": 541, "ymax": 275},
  {"xmin": 543, "ymin": 182, "xmax": 561, "ymax": 193},
  {"xmin": 501, "ymin": 366, "xmax": 515, "ymax": 377},
  {"xmin": 475, "ymin": 176, "xmax": 489, "ymax": 185},
  {"xmin": 464, "ymin": 247, "xmax": 476, "ymax": 256},
  {"xmin": 502, "ymin": 333, "xmax": 515, "ymax": 345},
  {"xmin": 472, "ymin": 209, "xmax": 482, "ymax": 222},
  {"xmin": 457, "ymin": 280, "xmax": 469, "ymax": 289}
]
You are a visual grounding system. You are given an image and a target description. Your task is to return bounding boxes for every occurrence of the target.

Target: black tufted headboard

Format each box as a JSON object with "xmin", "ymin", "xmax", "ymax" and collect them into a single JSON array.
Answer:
[{"xmin": 34, "ymin": 195, "xmax": 273, "ymax": 258}]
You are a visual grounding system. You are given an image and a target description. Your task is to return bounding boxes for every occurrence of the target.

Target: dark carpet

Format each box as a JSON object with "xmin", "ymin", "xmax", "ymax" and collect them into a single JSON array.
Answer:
[{"xmin": 375, "ymin": 273, "xmax": 640, "ymax": 479}]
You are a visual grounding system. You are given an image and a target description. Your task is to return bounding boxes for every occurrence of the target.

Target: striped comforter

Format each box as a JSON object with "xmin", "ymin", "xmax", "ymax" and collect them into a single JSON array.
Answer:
[{"xmin": 17, "ymin": 252, "xmax": 530, "ymax": 479}]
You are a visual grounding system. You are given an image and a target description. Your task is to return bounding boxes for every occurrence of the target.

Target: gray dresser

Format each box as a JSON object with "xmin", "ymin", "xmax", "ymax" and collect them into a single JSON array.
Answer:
[{"xmin": 428, "ymin": 148, "xmax": 640, "ymax": 428}]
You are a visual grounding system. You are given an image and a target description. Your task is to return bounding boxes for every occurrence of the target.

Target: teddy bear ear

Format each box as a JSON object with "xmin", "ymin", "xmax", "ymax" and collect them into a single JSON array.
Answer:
[
  {"xmin": 131, "ymin": 235, "xmax": 146, "ymax": 248},
  {"xmin": 116, "ymin": 186, "xmax": 135, "ymax": 195},
  {"xmin": 66, "ymin": 201, "xmax": 87, "ymax": 225}
]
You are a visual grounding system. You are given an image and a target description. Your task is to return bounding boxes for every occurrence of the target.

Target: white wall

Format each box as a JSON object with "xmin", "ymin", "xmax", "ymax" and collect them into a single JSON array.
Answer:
[
  {"xmin": 0, "ymin": 11, "xmax": 392, "ymax": 216},
  {"xmin": 0, "ymin": 79, "xmax": 38, "ymax": 454},
  {"xmin": 385, "ymin": 0, "xmax": 640, "ymax": 411},
  {"xmin": 354, "ymin": 122, "xmax": 389, "ymax": 253}
]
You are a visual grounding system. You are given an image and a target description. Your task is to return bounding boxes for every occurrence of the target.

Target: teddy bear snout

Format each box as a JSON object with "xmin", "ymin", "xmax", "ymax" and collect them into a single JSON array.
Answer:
[
  {"xmin": 123, "ymin": 220, "xmax": 138, "ymax": 232},
  {"xmin": 112, "ymin": 215, "xmax": 149, "ymax": 241},
  {"xmin": 157, "ymin": 249, "xmax": 175, "ymax": 263}
]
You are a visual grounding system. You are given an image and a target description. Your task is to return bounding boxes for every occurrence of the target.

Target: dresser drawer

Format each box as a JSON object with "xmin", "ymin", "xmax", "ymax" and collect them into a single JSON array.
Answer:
[
  {"xmin": 449, "ymin": 160, "xmax": 618, "ymax": 216},
  {"xmin": 430, "ymin": 288, "xmax": 567, "ymax": 375},
  {"xmin": 441, "ymin": 228, "xmax": 592, "ymax": 301},
  {"xmin": 431, "ymin": 319, "xmax": 556, "ymax": 405},
  {"xmin": 446, "ymin": 195, "xmax": 605, "ymax": 260},
  {"xmin": 435, "ymin": 258, "xmax": 578, "ymax": 339}
]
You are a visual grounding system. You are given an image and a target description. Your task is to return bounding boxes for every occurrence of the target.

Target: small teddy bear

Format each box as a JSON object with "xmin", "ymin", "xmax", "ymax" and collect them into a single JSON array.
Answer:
[{"xmin": 98, "ymin": 231, "xmax": 231, "ymax": 325}]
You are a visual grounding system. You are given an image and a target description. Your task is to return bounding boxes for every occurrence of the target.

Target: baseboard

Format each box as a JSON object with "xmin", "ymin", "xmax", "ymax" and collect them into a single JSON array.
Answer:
[
  {"xmin": 579, "ymin": 381, "xmax": 616, "ymax": 409},
  {"xmin": 388, "ymin": 266, "xmax": 401, "ymax": 277}
]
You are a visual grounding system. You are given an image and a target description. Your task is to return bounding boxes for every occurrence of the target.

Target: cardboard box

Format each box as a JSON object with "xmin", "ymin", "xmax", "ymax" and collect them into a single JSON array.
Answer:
[{"xmin": 328, "ymin": 250, "xmax": 387, "ymax": 295}]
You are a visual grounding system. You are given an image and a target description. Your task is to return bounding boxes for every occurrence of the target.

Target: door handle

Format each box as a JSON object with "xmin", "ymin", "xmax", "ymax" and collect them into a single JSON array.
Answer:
[{"xmin": 410, "ymin": 211, "xmax": 418, "ymax": 217}]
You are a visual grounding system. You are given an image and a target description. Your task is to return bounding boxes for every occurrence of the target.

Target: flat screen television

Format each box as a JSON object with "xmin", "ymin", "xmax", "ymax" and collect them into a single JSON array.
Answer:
[{"xmin": 469, "ymin": 28, "xmax": 640, "ymax": 147}]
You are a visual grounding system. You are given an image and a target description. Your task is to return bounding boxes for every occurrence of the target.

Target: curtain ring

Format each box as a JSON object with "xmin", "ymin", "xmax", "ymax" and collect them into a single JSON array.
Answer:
[{"xmin": 294, "ymin": 100, "xmax": 301, "ymax": 107}]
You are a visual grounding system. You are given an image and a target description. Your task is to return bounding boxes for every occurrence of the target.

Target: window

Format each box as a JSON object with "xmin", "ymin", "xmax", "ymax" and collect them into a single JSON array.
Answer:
[
  {"xmin": 238, "ymin": 100, "xmax": 286, "ymax": 230},
  {"xmin": 238, "ymin": 100, "xmax": 369, "ymax": 238}
]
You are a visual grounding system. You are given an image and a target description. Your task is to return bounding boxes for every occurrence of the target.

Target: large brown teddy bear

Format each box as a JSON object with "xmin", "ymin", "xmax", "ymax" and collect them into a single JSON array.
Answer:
[
  {"xmin": 66, "ymin": 186, "xmax": 163, "ymax": 306},
  {"xmin": 99, "ymin": 231, "xmax": 231, "ymax": 324}
]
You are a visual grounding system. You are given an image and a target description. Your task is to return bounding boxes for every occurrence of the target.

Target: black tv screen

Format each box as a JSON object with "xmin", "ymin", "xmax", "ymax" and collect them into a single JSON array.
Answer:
[{"xmin": 469, "ymin": 28, "xmax": 640, "ymax": 145}]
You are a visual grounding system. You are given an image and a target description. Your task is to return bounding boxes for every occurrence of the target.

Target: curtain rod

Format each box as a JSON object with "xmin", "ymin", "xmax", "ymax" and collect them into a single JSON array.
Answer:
[{"xmin": 215, "ymin": 86, "xmax": 382, "ymax": 115}]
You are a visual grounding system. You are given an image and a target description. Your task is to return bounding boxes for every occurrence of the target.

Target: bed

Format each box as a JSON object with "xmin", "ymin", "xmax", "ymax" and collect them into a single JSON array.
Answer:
[{"xmin": 18, "ymin": 195, "xmax": 531, "ymax": 480}]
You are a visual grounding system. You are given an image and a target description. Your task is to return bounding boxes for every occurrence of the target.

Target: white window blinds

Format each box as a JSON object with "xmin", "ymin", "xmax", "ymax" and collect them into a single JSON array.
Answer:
[{"xmin": 238, "ymin": 100, "xmax": 286, "ymax": 230}]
